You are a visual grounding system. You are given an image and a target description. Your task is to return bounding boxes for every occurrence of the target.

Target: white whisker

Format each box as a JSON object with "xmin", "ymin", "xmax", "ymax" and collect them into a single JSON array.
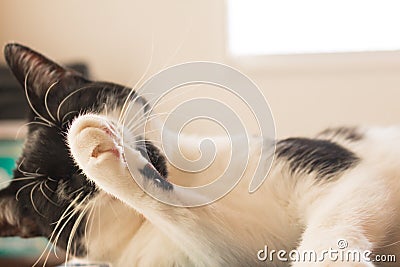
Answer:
[
  {"xmin": 44, "ymin": 180, "xmax": 56, "ymax": 193},
  {"xmin": 65, "ymin": 200, "xmax": 91, "ymax": 264},
  {"xmin": 48, "ymin": 177, "xmax": 57, "ymax": 182},
  {"xmin": 50, "ymin": 193, "xmax": 85, "ymax": 259},
  {"xmin": 104, "ymin": 103, "xmax": 108, "ymax": 117},
  {"xmin": 24, "ymin": 71, "xmax": 57, "ymax": 128},
  {"xmin": 0, "ymin": 176, "xmax": 36, "ymax": 187},
  {"xmin": 61, "ymin": 111, "xmax": 79, "ymax": 125},
  {"xmin": 17, "ymin": 158, "xmax": 46, "ymax": 177},
  {"xmin": 126, "ymin": 112, "xmax": 170, "ymax": 135},
  {"xmin": 40, "ymin": 181, "xmax": 59, "ymax": 206},
  {"xmin": 161, "ymin": 16, "xmax": 192, "ymax": 69},
  {"xmin": 30, "ymin": 182, "xmax": 46, "ymax": 217},
  {"xmin": 15, "ymin": 180, "xmax": 37, "ymax": 201},
  {"xmin": 122, "ymin": 93, "xmax": 161, "ymax": 129},
  {"xmin": 118, "ymin": 33, "xmax": 155, "ymax": 124},
  {"xmin": 44, "ymin": 81, "xmax": 59, "ymax": 122},
  {"xmin": 35, "ymin": 193, "xmax": 82, "ymax": 267},
  {"xmin": 84, "ymin": 200, "xmax": 96, "ymax": 257},
  {"xmin": 56, "ymin": 85, "xmax": 92, "ymax": 122},
  {"xmin": 15, "ymin": 121, "xmax": 50, "ymax": 139}
]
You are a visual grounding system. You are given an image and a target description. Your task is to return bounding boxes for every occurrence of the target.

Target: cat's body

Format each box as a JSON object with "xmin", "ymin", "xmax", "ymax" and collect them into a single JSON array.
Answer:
[
  {"xmin": 0, "ymin": 43, "xmax": 399, "ymax": 267},
  {"xmin": 75, "ymin": 116, "xmax": 400, "ymax": 267}
]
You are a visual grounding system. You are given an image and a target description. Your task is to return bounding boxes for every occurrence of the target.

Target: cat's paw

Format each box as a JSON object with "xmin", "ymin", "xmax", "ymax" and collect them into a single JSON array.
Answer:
[
  {"xmin": 67, "ymin": 113, "xmax": 173, "ymax": 209},
  {"xmin": 67, "ymin": 114, "xmax": 126, "ymax": 177}
]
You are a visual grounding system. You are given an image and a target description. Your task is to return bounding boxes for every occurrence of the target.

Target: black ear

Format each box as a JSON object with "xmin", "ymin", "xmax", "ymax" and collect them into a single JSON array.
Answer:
[
  {"xmin": 3, "ymin": 43, "xmax": 88, "ymax": 122},
  {"xmin": 0, "ymin": 187, "xmax": 41, "ymax": 238},
  {"xmin": 4, "ymin": 43, "xmax": 87, "ymax": 97}
]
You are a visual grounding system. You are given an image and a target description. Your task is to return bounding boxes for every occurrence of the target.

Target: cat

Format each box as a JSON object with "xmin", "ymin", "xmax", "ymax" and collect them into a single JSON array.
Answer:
[{"xmin": 0, "ymin": 43, "xmax": 399, "ymax": 267}]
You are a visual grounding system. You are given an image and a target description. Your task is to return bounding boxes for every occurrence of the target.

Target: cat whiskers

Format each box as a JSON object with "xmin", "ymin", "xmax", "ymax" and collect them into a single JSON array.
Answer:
[
  {"xmin": 61, "ymin": 111, "xmax": 79, "ymax": 127},
  {"xmin": 161, "ymin": 15, "xmax": 192, "ymax": 69},
  {"xmin": 44, "ymin": 81, "xmax": 59, "ymax": 122},
  {"xmin": 118, "ymin": 33, "xmax": 155, "ymax": 125},
  {"xmin": 39, "ymin": 180, "xmax": 60, "ymax": 206},
  {"xmin": 124, "ymin": 112, "xmax": 170, "ymax": 147},
  {"xmin": 44, "ymin": 180, "xmax": 56, "ymax": 193},
  {"xmin": 68, "ymin": 186, "xmax": 87, "ymax": 196},
  {"xmin": 34, "ymin": 192, "xmax": 83, "ymax": 267},
  {"xmin": 84, "ymin": 198, "xmax": 97, "ymax": 259},
  {"xmin": 123, "ymin": 98, "xmax": 156, "ymax": 131},
  {"xmin": 123, "ymin": 84, "xmax": 194, "ymax": 134},
  {"xmin": 15, "ymin": 121, "xmax": 51, "ymax": 139},
  {"xmin": 48, "ymin": 177, "xmax": 57, "ymax": 182},
  {"xmin": 126, "ymin": 111, "xmax": 170, "ymax": 135},
  {"xmin": 15, "ymin": 180, "xmax": 37, "ymax": 201},
  {"xmin": 30, "ymin": 182, "xmax": 47, "ymax": 217},
  {"xmin": 65, "ymin": 197, "xmax": 92, "ymax": 265},
  {"xmin": 48, "ymin": 192, "xmax": 86, "ymax": 264},
  {"xmin": 123, "ymin": 89, "xmax": 165, "ymax": 124},
  {"xmin": 103, "ymin": 103, "xmax": 108, "ymax": 117},
  {"xmin": 122, "ymin": 16, "xmax": 192, "ymax": 127},
  {"xmin": 121, "ymin": 67, "xmax": 199, "ymax": 133},
  {"xmin": 118, "ymin": 91, "xmax": 154, "ymax": 130},
  {"xmin": 129, "ymin": 139, "xmax": 163, "ymax": 148},
  {"xmin": 0, "ymin": 176, "xmax": 36, "ymax": 188},
  {"xmin": 17, "ymin": 158, "xmax": 46, "ymax": 177},
  {"xmin": 96, "ymin": 198, "xmax": 102, "ymax": 247},
  {"xmin": 56, "ymin": 84, "xmax": 93, "ymax": 123},
  {"xmin": 24, "ymin": 71, "xmax": 57, "ymax": 128}
]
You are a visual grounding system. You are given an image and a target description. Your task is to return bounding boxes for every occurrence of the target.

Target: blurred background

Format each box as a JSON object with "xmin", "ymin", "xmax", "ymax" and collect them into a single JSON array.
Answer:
[
  {"xmin": 2, "ymin": 0, "xmax": 400, "ymax": 137},
  {"xmin": 1, "ymin": 0, "xmax": 400, "ymax": 266}
]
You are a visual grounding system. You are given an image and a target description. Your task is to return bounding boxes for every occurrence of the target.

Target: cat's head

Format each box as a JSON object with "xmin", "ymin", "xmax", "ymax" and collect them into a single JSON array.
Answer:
[{"xmin": 0, "ymin": 43, "xmax": 167, "ymax": 257}]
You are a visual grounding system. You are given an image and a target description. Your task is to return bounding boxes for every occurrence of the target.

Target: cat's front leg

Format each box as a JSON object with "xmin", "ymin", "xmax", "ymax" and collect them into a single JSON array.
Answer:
[{"xmin": 67, "ymin": 114, "xmax": 229, "ymax": 266}]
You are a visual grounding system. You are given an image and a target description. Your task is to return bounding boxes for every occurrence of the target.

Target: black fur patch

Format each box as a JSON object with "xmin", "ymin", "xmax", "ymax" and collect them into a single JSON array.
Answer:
[
  {"xmin": 139, "ymin": 165, "xmax": 173, "ymax": 191},
  {"xmin": 318, "ymin": 127, "xmax": 363, "ymax": 141},
  {"xmin": 276, "ymin": 138, "xmax": 359, "ymax": 178},
  {"xmin": 136, "ymin": 140, "xmax": 172, "ymax": 190},
  {"xmin": 136, "ymin": 140, "xmax": 168, "ymax": 178}
]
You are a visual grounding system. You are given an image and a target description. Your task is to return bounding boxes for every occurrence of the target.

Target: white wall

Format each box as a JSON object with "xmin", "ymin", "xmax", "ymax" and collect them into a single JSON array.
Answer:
[
  {"xmin": 0, "ymin": 0, "xmax": 225, "ymax": 82},
  {"xmin": 1, "ymin": 0, "xmax": 400, "ymax": 138}
]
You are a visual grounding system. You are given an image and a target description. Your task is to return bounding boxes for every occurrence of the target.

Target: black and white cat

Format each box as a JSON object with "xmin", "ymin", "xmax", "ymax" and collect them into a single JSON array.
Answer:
[{"xmin": 0, "ymin": 43, "xmax": 399, "ymax": 266}]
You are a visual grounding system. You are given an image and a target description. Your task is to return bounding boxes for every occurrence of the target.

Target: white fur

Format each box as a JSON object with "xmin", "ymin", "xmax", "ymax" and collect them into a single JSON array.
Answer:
[{"xmin": 67, "ymin": 110, "xmax": 400, "ymax": 267}]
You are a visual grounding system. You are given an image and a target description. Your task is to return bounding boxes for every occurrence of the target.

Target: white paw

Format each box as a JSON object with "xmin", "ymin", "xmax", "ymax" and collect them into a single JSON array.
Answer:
[
  {"xmin": 67, "ymin": 113, "xmax": 173, "ymax": 208},
  {"xmin": 67, "ymin": 114, "xmax": 127, "ymax": 179}
]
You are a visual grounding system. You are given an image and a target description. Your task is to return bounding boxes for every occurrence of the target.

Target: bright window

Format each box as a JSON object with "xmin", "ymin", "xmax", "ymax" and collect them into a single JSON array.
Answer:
[{"xmin": 227, "ymin": 0, "xmax": 400, "ymax": 55}]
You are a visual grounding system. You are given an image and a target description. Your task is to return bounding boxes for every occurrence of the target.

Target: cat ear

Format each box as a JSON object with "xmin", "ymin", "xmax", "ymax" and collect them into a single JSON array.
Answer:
[
  {"xmin": 0, "ymin": 187, "xmax": 41, "ymax": 238},
  {"xmin": 3, "ymin": 43, "xmax": 88, "ymax": 101}
]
